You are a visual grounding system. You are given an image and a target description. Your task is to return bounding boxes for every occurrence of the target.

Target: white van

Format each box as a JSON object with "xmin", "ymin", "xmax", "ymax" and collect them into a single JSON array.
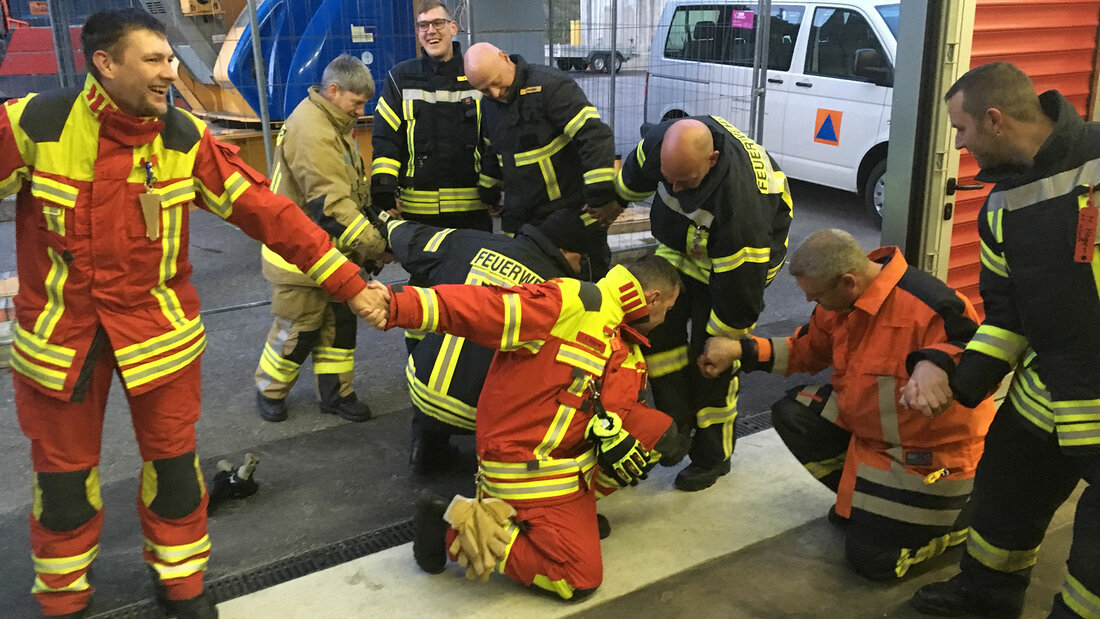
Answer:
[{"xmin": 645, "ymin": 0, "xmax": 900, "ymax": 223}]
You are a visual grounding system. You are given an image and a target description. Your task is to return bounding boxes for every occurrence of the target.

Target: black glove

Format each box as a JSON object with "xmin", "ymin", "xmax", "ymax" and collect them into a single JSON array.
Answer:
[{"xmin": 586, "ymin": 412, "xmax": 653, "ymax": 487}]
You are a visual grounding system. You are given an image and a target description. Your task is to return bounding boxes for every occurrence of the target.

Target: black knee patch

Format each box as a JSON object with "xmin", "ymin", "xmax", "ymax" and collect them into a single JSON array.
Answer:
[
  {"xmin": 285, "ymin": 328, "xmax": 321, "ymax": 365},
  {"xmin": 36, "ymin": 470, "xmax": 99, "ymax": 532},
  {"xmin": 148, "ymin": 452, "xmax": 203, "ymax": 520},
  {"xmin": 770, "ymin": 392, "xmax": 814, "ymax": 440},
  {"xmin": 330, "ymin": 302, "xmax": 358, "ymax": 349}
]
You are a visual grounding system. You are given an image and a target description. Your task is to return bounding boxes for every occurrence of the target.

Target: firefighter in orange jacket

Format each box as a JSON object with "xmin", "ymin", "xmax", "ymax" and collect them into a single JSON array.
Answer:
[
  {"xmin": 698, "ymin": 229, "xmax": 996, "ymax": 581},
  {"xmin": 1, "ymin": 10, "xmax": 384, "ymax": 618},
  {"xmin": 367, "ymin": 256, "xmax": 678, "ymax": 600}
]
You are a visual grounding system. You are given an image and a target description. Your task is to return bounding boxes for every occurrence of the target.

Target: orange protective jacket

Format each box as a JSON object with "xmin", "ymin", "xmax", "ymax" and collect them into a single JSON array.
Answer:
[
  {"xmin": 739, "ymin": 247, "xmax": 996, "ymax": 515},
  {"xmin": 1, "ymin": 76, "xmax": 366, "ymax": 401},
  {"xmin": 384, "ymin": 265, "xmax": 672, "ymax": 507}
]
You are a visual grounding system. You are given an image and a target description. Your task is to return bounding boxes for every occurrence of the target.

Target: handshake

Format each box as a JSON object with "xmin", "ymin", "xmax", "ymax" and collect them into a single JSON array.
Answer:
[{"xmin": 347, "ymin": 280, "xmax": 392, "ymax": 329}]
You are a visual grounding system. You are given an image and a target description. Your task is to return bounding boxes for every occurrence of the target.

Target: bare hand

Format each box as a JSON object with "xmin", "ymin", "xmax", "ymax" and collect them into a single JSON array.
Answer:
[
  {"xmin": 348, "ymin": 280, "xmax": 391, "ymax": 329},
  {"xmin": 900, "ymin": 360, "xmax": 954, "ymax": 418},
  {"xmin": 697, "ymin": 337, "xmax": 742, "ymax": 378},
  {"xmin": 584, "ymin": 201, "xmax": 624, "ymax": 227},
  {"xmin": 485, "ymin": 201, "xmax": 502, "ymax": 217}
]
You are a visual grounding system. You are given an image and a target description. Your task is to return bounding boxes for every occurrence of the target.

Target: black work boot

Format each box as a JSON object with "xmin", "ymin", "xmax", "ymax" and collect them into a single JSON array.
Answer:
[
  {"xmin": 910, "ymin": 574, "xmax": 1024, "ymax": 618},
  {"xmin": 413, "ymin": 490, "xmax": 449, "ymax": 574},
  {"xmin": 827, "ymin": 505, "xmax": 850, "ymax": 527},
  {"xmin": 319, "ymin": 392, "xmax": 373, "ymax": 422},
  {"xmin": 148, "ymin": 567, "xmax": 219, "ymax": 619},
  {"xmin": 674, "ymin": 459, "xmax": 732, "ymax": 492},
  {"xmin": 255, "ymin": 391, "xmax": 288, "ymax": 422},
  {"xmin": 597, "ymin": 513, "xmax": 611, "ymax": 540}
]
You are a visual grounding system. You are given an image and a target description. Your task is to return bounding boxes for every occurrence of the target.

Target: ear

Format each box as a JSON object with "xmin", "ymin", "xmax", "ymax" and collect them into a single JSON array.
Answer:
[
  {"xmin": 92, "ymin": 49, "xmax": 116, "ymax": 79},
  {"xmin": 326, "ymin": 82, "xmax": 342, "ymax": 98},
  {"xmin": 644, "ymin": 289, "xmax": 661, "ymax": 305},
  {"xmin": 839, "ymin": 273, "xmax": 859, "ymax": 292},
  {"xmin": 985, "ymin": 107, "xmax": 1004, "ymax": 132},
  {"xmin": 707, "ymin": 150, "xmax": 719, "ymax": 168}
]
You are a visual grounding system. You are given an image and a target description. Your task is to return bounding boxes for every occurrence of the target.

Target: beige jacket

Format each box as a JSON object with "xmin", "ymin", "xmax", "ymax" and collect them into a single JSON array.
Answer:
[{"xmin": 262, "ymin": 86, "xmax": 385, "ymax": 286}]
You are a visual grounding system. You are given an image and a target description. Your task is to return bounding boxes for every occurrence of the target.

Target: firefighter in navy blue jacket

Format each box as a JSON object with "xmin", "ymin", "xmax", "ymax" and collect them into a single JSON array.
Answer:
[
  {"xmin": 909, "ymin": 63, "xmax": 1100, "ymax": 619},
  {"xmin": 464, "ymin": 42, "xmax": 623, "ymax": 278},
  {"xmin": 615, "ymin": 116, "xmax": 793, "ymax": 492},
  {"xmin": 385, "ymin": 208, "xmax": 591, "ymax": 474}
]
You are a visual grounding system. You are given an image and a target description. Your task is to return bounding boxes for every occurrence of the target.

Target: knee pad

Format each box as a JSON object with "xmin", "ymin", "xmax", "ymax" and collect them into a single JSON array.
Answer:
[
  {"xmin": 35, "ymin": 469, "xmax": 101, "ymax": 532},
  {"xmin": 142, "ymin": 452, "xmax": 203, "ymax": 520},
  {"xmin": 770, "ymin": 392, "xmax": 815, "ymax": 440}
]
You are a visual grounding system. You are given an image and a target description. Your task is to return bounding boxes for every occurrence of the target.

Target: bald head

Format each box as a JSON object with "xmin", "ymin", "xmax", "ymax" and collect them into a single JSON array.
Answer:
[
  {"xmin": 464, "ymin": 42, "xmax": 515, "ymax": 101},
  {"xmin": 660, "ymin": 119, "xmax": 718, "ymax": 193}
]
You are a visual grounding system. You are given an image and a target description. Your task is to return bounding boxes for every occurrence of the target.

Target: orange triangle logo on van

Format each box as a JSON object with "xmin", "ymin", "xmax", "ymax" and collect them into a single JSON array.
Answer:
[{"xmin": 814, "ymin": 109, "xmax": 842, "ymax": 146}]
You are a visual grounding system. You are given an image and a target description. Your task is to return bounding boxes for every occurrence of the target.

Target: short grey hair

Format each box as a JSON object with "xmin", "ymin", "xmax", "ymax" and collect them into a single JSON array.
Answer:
[
  {"xmin": 322, "ymin": 54, "xmax": 375, "ymax": 98},
  {"xmin": 788, "ymin": 228, "xmax": 867, "ymax": 282}
]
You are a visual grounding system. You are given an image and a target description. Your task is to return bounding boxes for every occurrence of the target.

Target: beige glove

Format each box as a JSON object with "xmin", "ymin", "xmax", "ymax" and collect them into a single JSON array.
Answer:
[{"xmin": 444, "ymin": 495, "xmax": 516, "ymax": 581}]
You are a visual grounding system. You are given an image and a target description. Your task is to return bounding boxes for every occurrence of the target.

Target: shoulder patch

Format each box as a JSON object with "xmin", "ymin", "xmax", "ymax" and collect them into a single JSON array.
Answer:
[
  {"xmin": 519, "ymin": 86, "xmax": 542, "ymax": 95},
  {"xmin": 159, "ymin": 107, "xmax": 201, "ymax": 153},
  {"xmin": 19, "ymin": 88, "xmax": 81, "ymax": 143},
  {"xmin": 577, "ymin": 282, "xmax": 602, "ymax": 312}
]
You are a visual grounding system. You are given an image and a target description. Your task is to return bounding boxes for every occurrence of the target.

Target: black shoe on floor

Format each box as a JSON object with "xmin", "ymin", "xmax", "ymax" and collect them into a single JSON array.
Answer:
[
  {"xmin": 255, "ymin": 391, "xmax": 288, "ymax": 422},
  {"xmin": 827, "ymin": 505, "xmax": 850, "ymax": 527},
  {"xmin": 597, "ymin": 513, "xmax": 611, "ymax": 540},
  {"xmin": 319, "ymin": 393, "xmax": 373, "ymax": 422},
  {"xmin": 162, "ymin": 592, "xmax": 219, "ymax": 619},
  {"xmin": 910, "ymin": 574, "xmax": 1024, "ymax": 618},
  {"xmin": 674, "ymin": 459, "xmax": 732, "ymax": 492},
  {"xmin": 410, "ymin": 437, "xmax": 461, "ymax": 476},
  {"xmin": 658, "ymin": 427, "xmax": 692, "ymax": 467},
  {"xmin": 50, "ymin": 609, "xmax": 87, "ymax": 619},
  {"xmin": 413, "ymin": 490, "xmax": 450, "ymax": 574}
]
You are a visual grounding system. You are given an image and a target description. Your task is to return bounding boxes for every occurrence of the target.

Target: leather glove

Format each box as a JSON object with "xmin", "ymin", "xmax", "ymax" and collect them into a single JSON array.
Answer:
[
  {"xmin": 444, "ymin": 495, "xmax": 516, "ymax": 581},
  {"xmin": 585, "ymin": 412, "xmax": 653, "ymax": 487}
]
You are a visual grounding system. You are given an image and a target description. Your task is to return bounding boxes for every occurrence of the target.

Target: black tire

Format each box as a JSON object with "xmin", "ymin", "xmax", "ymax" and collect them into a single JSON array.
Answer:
[
  {"xmin": 589, "ymin": 54, "xmax": 607, "ymax": 72},
  {"xmin": 572, "ymin": 59, "xmax": 587, "ymax": 71},
  {"xmin": 864, "ymin": 160, "xmax": 886, "ymax": 227},
  {"xmin": 661, "ymin": 109, "xmax": 687, "ymax": 122},
  {"xmin": 613, "ymin": 54, "xmax": 623, "ymax": 73},
  {"xmin": 556, "ymin": 58, "xmax": 571, "ymax": 71}
]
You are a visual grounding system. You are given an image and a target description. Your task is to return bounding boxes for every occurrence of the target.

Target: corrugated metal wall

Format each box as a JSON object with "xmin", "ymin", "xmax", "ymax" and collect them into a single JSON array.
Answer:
[{"xmin": 946, "ymin": 0, "xmax": 1100, "ymax": 315}]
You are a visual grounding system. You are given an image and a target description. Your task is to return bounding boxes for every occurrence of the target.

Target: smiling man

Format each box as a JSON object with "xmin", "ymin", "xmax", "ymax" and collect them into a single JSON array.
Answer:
[
  {"xmin": 615, "ymin": 116, "xmax": 793, "ymax": 491},
  {"xmin": 0, "ymin": 9, "xmax": 387, "ymax": 618}
]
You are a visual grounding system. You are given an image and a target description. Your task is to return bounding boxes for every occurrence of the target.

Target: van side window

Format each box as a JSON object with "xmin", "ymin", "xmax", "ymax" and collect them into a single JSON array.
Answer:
[
  {"xmin": 805, "ymin": 7, "xmax": 887, "ymax": 79},
  {"xmin": 663, "ymin": 4, "xmax": 804, "ymax": 70}
]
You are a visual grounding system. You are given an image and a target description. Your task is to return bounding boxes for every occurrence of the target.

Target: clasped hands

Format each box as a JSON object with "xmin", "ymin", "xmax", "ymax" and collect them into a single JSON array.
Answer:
[{"xmin": 347, "ymin": 280, "xmax": 391, "ymax": 329}]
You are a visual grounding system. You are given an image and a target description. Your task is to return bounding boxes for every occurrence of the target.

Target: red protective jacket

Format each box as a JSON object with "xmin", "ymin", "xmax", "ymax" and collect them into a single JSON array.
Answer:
[
  {"xmin": 385, "ymin": 265, "xmax": 672, "ymax": 506},
  {"xmin": 1, "ymin": 76, "xmax": 366, "ymax": 401},
  {"xmin": 740, "ymin": 248, "xmax": 996, "ymax": 515}
]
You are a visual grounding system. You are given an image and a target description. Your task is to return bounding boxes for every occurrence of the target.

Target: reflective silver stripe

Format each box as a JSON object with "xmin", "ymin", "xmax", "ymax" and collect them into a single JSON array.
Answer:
[
  {"xmin": 429, "ymin": 333, "xmax": 463, "ymax": 392},
  {"xmin": 877, "ymin": 376, "xmax": 903, "ymax": 463},
  {"xmin": 375, "ymin": 98, "xmax": 400, "ymax": 131},
  {"xmin": 770, "ymin": 338, "xmax": 789, "ymax": 375},
  {"xmin": 851, "ymin": 491, "xmax": 965, "ymax": 527},
  {"xmin": 401, "ymin": 88, "xmax": 481, "ymax": 104},
  {"xmin": 986, "ymin": 157, "xmax": 1100, "ymax": 213},
  {"xmin": 657, "ymin": 183, "xmax": 715, "ymax": 227},
  {"xmin": 1061, "ymin": 573, "xmax": 1100, "ymax": 619},
  {"xmin": 857, "ymin": 462, "xmax": 974, "ymax": 497}
]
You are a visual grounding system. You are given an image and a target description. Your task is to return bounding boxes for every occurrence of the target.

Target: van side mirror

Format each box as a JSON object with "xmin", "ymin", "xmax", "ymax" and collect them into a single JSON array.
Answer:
[{"xmin": 852, "ymin": 48, "xmax": 892, "ymax": 87}]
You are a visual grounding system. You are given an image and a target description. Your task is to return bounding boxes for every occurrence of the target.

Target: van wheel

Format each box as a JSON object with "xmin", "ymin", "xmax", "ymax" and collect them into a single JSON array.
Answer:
[
  {"xmin": 612, "ymin": 54, "xmax": 623, "ymax": 73},
  {"xmin": 662, "ymin": 110, "xmax": 687, "ymax": 121},
  {"xmin": 864, "ymin": 160, "xmax": 886, "ymax": 227},
  {"xmin": 556, "ymin": 58, "xmax": 571, "ymax": 71},
  {"xmin": 590, "ymin": 54, "xmax": 608, "ymax": 72}
]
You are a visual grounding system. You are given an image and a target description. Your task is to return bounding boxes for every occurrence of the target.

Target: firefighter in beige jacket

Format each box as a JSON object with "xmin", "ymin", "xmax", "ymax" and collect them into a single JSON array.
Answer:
[{"xmin": 254, "ymin": 54, "xmax": 387, "ymax": 422}]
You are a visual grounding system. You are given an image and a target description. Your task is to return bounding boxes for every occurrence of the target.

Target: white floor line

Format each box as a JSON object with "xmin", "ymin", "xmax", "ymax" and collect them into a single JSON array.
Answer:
[{"xmin": 218, "ymin": 429, "xmax": 834, "ymax": 618}]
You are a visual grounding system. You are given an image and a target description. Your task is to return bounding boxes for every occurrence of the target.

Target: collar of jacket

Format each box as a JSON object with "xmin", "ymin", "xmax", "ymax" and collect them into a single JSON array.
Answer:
[
  {"xmin": 82, "ymin": 73, "xmax": 168, "ymax": 147},
  {"xmin": 597, "ymin": 264, "xmax": 651, "ymax": 334},
  {"xmin": 424, "ymin": 41, "xmax": 463, "ymax": 73},
  {"xmin": 851, "ymin": 245, "xmax": 907, "ymax": 316},
  {"xmin": 306, "ymin": 85, "xmax": 358, "ymax": 133},
  {"xmin": 503, "ymin": 54, "xmax": 527, "ymax": 104},
  {"xmin": 975, "ymin": 90, "xmax": 1081, "ymax": 184},
  {"xmin": 517, "ymin": 223, "xmax": 581, "ymax": 277}
]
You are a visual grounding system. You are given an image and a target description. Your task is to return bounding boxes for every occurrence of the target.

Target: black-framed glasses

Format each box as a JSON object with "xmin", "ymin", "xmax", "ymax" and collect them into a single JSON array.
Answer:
[{"xmin": 416, "ymin": 18, "xmax": 453, "ymax": 32}]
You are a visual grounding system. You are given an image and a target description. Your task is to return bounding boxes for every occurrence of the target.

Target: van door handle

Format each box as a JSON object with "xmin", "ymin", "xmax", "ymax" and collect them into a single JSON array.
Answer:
[
  {"xmin": 795, "ymin": 81, "xmax": 813, "ymax": 88},
  {"xmin": 767, "ymin": 78, "xmax": 783, "ymax": 84}
]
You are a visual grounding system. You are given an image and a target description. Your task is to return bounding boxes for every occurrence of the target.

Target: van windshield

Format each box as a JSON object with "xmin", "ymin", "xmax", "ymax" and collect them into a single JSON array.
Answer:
[{"xmin": 876, "ymin": 3, "xmax": 900, "ymax": 36}]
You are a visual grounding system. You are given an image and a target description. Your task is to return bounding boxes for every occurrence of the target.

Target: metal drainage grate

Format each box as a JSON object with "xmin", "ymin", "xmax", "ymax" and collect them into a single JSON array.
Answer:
[
  {"xmin": 93, "ymin": 520, "xmax": 415, "ymax": 618},
  {"xmin": 736, "ymin": 410, "xmax": 775, "ymax": 438}
]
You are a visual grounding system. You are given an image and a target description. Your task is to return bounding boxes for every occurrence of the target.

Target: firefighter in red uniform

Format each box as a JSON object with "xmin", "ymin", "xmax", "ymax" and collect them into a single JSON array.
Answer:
[
  {"xmin": 361, "ymin": 255, "xmax": 679, "ymax": 599},
  {"xmin": 698, "ymin": 229, "xmax": 997, "ymax": 581},
  {"xmin": 1, "ymin": 10, "xmax": 385, "ymax": 618}
]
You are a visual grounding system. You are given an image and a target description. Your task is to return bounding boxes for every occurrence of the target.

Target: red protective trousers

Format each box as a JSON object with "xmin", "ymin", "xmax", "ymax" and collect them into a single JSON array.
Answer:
[{"xmin": 15, "ymin": 350, "xmax": 208, "ymax": 616}]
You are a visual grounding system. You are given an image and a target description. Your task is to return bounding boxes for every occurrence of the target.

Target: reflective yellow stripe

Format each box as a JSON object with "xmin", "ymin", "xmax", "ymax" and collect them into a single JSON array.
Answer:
[
  {"xmin": 771, "ymin": 337, "xmax": 790, "ymax": 375},
  {"xmin": 980, "ymin": 239, "xmax": 1009, "ymax": 278},
  {"xmin": 196, "ymin": 178, "xmax": 233, "ymax": 218},
  {"xmin": 644, "ymin": 345, "xmax": 688, "ymax": 378},
  {"xmin": 32, "ymin": 573, "xmax": 90, "ymax": 594},
  {"xmin": 259, "ymin": 341, "xmax": 300, "ymax": 384},
  {"xmin": 712, "ymin": 246, "xmax": 770, "ymax": 273},
  {"xmin": 1007, "ymin": 364, "xmax": 1054, "ymax": 432},
  {"xmin": 270, "ymin": 162, "xmax": 283, "ymax": 193},
  {"xmin": 407, "ymin": 357, "xmax": 476, "ymax": 431},
  {"xmin": 148, "ymin": 556, "xmax": 209, "ymax": 580},
  {"xmin": 804, "ymin": 452, "xmax": 846, "ymax": 479},
  {"xmin": 152, "ymin": 192, "xmax": 187, "ymax": 326},
  {"xmin": 376, "ymin": 97, "xmax": 400, "ymax": 131},
  {"xmin": 398, "ymin": 187, "xmax": 485, "ymax": 214},
  {"xmin": 116, "ymin": 317, "xmax": 203, "ymax": 365},
  {"xmin": 514, "ymin": 134, "xmax": 569, "ymax": 167},
  {"xmin": 371, "ymin": 156, "xmax": 400, "ymax": 177},
  {"xmin": 531, "ymin": 574, "xmax": 577, "ymax": 599},
  {"xmin": 533, "ymin": 376, "xmax": 586, "ymax": 460},
  {"xmin": 1062, "ymin": 573, "xmax": 1100, "ymax": 619},
  {"xmin": 707, "ymin": 311, "xmax": 751, "ymax": 338},
  {"xmin": 32, "ymin": 545, "xmax": 99, "ymax": 575},
  {"xmin": 413, "ymin": 287, "xmax": 441, "ymax": 331},
  {"xmin": 494, "ymin": 523, "xmax": 521, "ymax": 574},
  {"xmin": 144, "ymin": 534, "xmax": 211, "ymax": 563},
  {"xmin": 563, "ymin": 106, "xmax": 600, "ymax": 138},
  {"xmin": 655, "ymin": 243, "xmax": 710, "ymax": 284},
  {"xmin": 120, "ymin": 335, "xmax": 206, "ymax": 389},
  {"xmin": 479, "ymin": 173, "xmax": 501, "ymax": 188},
  {"xmin": 428, "ymin": 331, "xmax": 463, "ymax": 392},
  {"xmin": 224, "ymin": 171, "xmax": 250, "ymax": 203},
  {"xmin": 480, "ymin": 452, "xmax": 597, "ymax": 501},
  {"xmin": 500, "ymin": 293, "xmax": 522, "ymax": 350},
  {"xmin": 403, "ymin": 99, "xmax": 416, "ymax": 176},
  {"xmin": 10, "ymin": 347, "xmax": 67, "ymax": 390},
  {"xmin": 0, "ymin": 165, "xmax": 27, "ymax": 197},
  {"xmin": 423, "ymin": 228, "xmax": 454, "ymax": 253},
  {"xmin": 966, "ymin": 325, "xmax": 1027, "ymax": 364},
  {"xmin": 555, "ymin": 341, "xmax": 607, "ymax": 376},
  {"xmin": 895, "ymin": 528, "xmax": 967, "ymax": 578},
  {"xmin": 634, "ymin": 139, "xmax": 646, "ymax": 168},
  {"xmin": 966, "ymin": 527, "xmax": 1039, "ymax": 572},
  {"xmin": 30, "ymin": 247, "xmax": 69, "ymax": 343},
  {"xmin": 304, "ymin": 247, "xmax": 347, "ymax": 284},
  {"xmin": 1053, "ymin": 399, "xmax": 1100, "ymax": 423},
  {"xmin": 615, "ymin": 170, "xmax": 652, "ymax": 202},
  {"xmin": 336, "ymin": 213, "xmax": 371, "ymax": 252},
  {"xmin": 697, "ymin": 371, "xmax": 739, "ymax": 427},
  {"xmin": 313, "ymin": 346, "xmax": 354, "ymax": 374},
  {"xmin": 583, "ymin": 167, "xmax": 615, "ymax": 185},
  {"xmin": 30, "ymin": 175, "xmax": 79, "ymax": 207},
  {"xmin": 13, "ymin": 323, "xmax": 75, "ymax": 367},
  {"xmin": 156, "ymin": 179, "xmax": 196, "ymax": 208}
]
